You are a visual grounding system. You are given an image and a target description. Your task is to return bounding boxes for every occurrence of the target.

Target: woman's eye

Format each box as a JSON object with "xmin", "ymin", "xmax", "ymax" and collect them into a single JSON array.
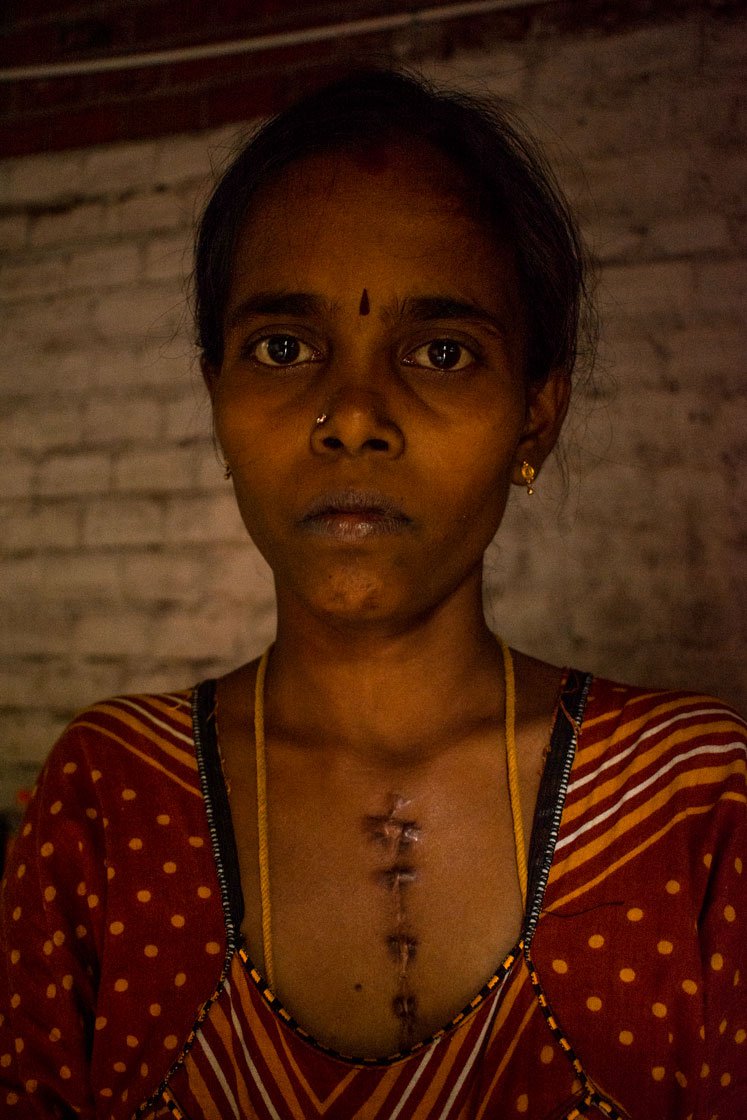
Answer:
[
  {"xmin": 248, "ymin": 334, "xmax": 318, "ymax": 366},
  {"xmin": 404, "ymin": 339, "xmax": 473, "ymax": 372}
]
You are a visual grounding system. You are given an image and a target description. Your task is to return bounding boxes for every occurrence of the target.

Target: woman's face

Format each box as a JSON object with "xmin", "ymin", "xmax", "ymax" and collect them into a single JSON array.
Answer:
[{"xmin": 210, "ymin": 141, "xmax": 567, "ymax": 630}]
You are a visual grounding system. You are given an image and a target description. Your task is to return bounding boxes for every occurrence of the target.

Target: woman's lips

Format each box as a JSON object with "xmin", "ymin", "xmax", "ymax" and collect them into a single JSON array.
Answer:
[{"xmin": 299, "ymin": 489, "xmax": 412, "ymax": 539}]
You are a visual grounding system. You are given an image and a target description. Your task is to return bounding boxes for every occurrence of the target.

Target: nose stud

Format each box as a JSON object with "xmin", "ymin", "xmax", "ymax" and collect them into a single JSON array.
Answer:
[{"xmin": 315, "ymin": 413, "xmax": 327, "ymax": 426}]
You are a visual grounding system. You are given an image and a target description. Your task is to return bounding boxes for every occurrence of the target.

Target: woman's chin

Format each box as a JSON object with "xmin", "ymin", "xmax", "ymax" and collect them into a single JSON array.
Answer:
[{"xmin": 278, "ymin": 567, "xmax": 415, "ymax": 632}]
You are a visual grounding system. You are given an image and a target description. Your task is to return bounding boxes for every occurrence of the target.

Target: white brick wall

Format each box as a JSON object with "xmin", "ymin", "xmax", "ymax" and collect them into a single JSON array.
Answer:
[{"xmin": 1, "ymin": 12, "xmax": 745, "ymax": 806}]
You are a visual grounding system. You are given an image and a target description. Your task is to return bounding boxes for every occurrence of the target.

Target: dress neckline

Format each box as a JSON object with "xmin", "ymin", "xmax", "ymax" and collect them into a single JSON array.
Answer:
[{"xmin": 190, "ymin": 666, "xmax": 592, "ymax": 1066}]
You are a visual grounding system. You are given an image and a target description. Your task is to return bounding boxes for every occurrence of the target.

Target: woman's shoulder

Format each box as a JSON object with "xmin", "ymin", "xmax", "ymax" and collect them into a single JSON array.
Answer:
[
  {"xmin": 32, "ymin": 685, "xmax": 203, "ymax": 813},
  {"xmin": 580, "ymin": 673, "xmax": 746, "ymax": 746},
  {"xmin": 67, "ymin": 685, "xmax": 196, "ymax": 739},
  {"xmin": 570, "ymin": 673, "xmax": 746, "ymax": 806}
]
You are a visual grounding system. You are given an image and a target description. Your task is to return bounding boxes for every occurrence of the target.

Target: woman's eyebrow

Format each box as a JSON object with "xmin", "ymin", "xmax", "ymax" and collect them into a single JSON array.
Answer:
[
  {"xmin": 226, "ymin": 291, "xmax": 332, "ymax": 330},
  {"xmin": 392, "ymin": 296, "xmax": 510, "ymax": 336}
]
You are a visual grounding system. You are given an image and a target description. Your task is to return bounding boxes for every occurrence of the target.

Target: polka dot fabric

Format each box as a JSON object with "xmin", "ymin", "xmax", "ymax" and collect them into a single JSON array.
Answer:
[
  {"xmin": 1, "ymin": 679, "xmax": 745, "ymax": 1119},
  {"xmin": 533, "ymin": 683, "xmax": 747, "ymax": 1118},
  {"xmin": 0, "ymin": 693, "xmax": 226, "ymax": 1118}
]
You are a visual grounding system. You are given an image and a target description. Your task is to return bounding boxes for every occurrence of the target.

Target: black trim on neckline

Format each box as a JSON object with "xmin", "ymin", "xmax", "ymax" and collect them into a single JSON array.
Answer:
[
  {"xmin": 193, "ymin": 670, "xmax": 591, "ymax": 963},
  {"xmin": 193, "ymin": 679, "xmax": 245, "ymax": 941},
  {"xmin": 523, "ymin": 669, "xmax": 592, "ymax": 943}
]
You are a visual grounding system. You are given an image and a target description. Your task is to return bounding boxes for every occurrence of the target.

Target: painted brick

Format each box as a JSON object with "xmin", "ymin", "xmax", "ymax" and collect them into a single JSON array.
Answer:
[
  {"xmin": 600, "ymin": 260, "xmax": 694, "ymax": 321},
  {"xmin": 39, "ymin": 551, "xmax": 122, "ymax": 600},
  {"xmin": 608, "ymin": 388, "xmax": 721, "ymax": 471},
  {"xmin": 208, "ymin": 545, "xmax": 276, "ymax": 604},
  {"xmin": 149, "ymin": 605, "xmax": 242, "ymax": 660},
  {"xmin": 423, "ymin": 47, "xmax": 531, "ymax": 102},
  {"xmin": 5, "ymin": 402, "xmax": 81, "ymax": 454},
  {"xmin": 66, "ymin": 244, "xmax": 142, "ymax": 292},
  {"xmin": 82, "ymin": 496, "xmax": 164, "ymax": 548},
  {"xmin": 667, "ymin": 78, "xmax": 744, "ymax": 147},
  {"xmin": 704, "ymin": 19, "xmax": 747, "ymax": 67},
  {"xmin": 0, "ymin": 346, "xmax": 88, "ymax": 397},
  {"xmin": 695, "ymin": 259, "xmax": 747, "ymax": 316},
  {"xmin": 0, "ymin": 256, "xmax": 69, "ymax": 302},
  {"xmin": 112, "ymin": 447, "xmax": 199, "ymax": 492},
  {"xmin": 715, "ymin": 395, "xmax": 747, "ymax": 467},
  {"xmin": 693, "ymin": 149, "xmax": 747, "ymax": 213},
  {"xmin": 0, "ymin": 214, "xmax": 28, "ymax": 252},
  {"xmin": 82, "ymin": 396, "xmax": 161, "ymax": 445},
  {"xmin": 5, "ymin": 150, "xmax": 85, "ymax": 207},
  {"xmin": 143, "ymin": 232, "xmax": 191, "ymax": 283},
  {"xmin": 162, "ymin": 492, "xmax": 249, "ymax": 545},
  {"xmin": 0, "ymin": 603, "xmax": 77, "ymax": 657},
  {"xmin": 585, "ymin": 210, "xmax": 732, "ymax": 266},
  {"xmin": 536, "ymin": 21, "xmax": 700, "ymax": 87},
  {"xmin": 87, "ymin": 344, "xmax": 180, "ymax": 391},
  {"xmin": 92, "ymin": 284, "xmax": 184, "ymax": 342},
  {"xmin": 536, "ymin": 82, "xmax": 673, "ymax": 160},
  {"xmin": 0, "ymin": 556, "xmax": 43, "ymax": 598},
  {"xmin": 16, "ymin": 344, "xmax": 186, "ymax": 394},
  {"xmin": 104, "ymin": 189, "xmax": 189, "ymax": 237},
  {"xmin": 1, "ymin": 501, "xmax": 80, "ymax": 552},
  {"xmin": 4, "ymin": 294, "xmax": 93, "ymax": 351},
  {"xmin": 647, "ymin": 212, "xmax": 732, "ymax": 258},
  {"xmin": 36, "ymin": 452, "xmax": 112, "ymax": 497},
  {"xmin": 0, "ymin": 710, "xmax": 68, "ymax": 766},
  {"xmin": 38, "ymin": 658, "xmax": 124, "ymax": 710},
  {"xmin": 564, "ymin": 149, "xmax": 695, "ymax": 221},
  {"xmin": 72, "ymin": 607, "xmax": 152, "ymax": 656},
  {"xmin": 0, "ymin": 455, "xmax": 35, "ymax": 499},
  {"xmin": 163, "ymin": 391, "xmax": 212, "ymax": 444},
  {"xmin": 81, "ymin": 141, "xmax": 159, "ymax": 196},
  {"xmin": 120, "ymin": 549, "xmax": 205, "ymax": 602},
  {"xmin": 663, "ymin": 327, "xmax": 746, "ymax": 393},
  {"xmin": 29, "ymin": 201, "xmax": 107, "ymax": 250},
  {"xmin": 153, "ymin": 125, "xmax": 240, "ymax": 188},
  {"xmin": 0, "ymin": 660, "xmax": 46, "ymax": 709},
  {"xmin": 117, "ymin": 661, "xmax": 197, "ymax": 695}
]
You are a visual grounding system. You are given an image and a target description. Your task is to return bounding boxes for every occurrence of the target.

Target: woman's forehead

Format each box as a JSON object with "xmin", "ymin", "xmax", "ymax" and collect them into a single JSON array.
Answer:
[
  {"xmin": 242, "ymin": 139, "xmax": 481, "ymax": 232},
  {"xmin": 227, "ymin": 145, "xmax": 524, "ymax": 346}
]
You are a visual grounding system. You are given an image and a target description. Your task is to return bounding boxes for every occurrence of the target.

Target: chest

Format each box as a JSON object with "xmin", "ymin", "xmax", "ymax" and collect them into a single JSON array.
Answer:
[{"xmin": 230, "ymin": 752, "xmax": 526, "ymax": 1057}]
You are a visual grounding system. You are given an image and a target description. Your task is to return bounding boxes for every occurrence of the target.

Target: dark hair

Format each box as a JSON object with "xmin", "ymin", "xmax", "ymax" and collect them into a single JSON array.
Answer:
[{"xmin": 195, "ymin": 69, "xmax": 592, "ymax": 386}]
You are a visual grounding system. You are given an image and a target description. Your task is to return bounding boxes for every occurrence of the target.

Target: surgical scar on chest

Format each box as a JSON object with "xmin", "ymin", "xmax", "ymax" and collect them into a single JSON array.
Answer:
[{"xmin": 364, "ymin": 794, "xmax": 422, "ymax": 1046}]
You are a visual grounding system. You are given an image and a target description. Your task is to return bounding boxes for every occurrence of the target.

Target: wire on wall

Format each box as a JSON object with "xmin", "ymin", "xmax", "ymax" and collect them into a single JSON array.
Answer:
[{"xmin": 0, "ymin": 0, "xmax": 540, "ymax": 82}]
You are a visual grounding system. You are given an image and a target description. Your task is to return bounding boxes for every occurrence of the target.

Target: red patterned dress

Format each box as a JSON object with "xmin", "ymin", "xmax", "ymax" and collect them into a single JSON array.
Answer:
[{"xmin": 1, "ymin": 672, "xmax": 745, "ymax": 1118}]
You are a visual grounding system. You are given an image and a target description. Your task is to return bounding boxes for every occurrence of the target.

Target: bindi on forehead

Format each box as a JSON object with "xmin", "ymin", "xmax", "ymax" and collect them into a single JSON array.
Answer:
[{"xmin": 359, "ymin": 288, "xmax": 370, "ymax": 316}]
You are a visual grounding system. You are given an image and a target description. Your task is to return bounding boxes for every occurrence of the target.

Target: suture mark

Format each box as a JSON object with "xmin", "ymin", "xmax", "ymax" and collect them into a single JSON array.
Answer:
[
  {"xmin": 377, "ymin": 865, "xmax": 417, "ymax": 890},
  {"xmin": 365, "ymin": 816, "xmax": 421, "ymax": 850},
  {"xmin": 388, "ymin": 933, "xmax": 418, "ymax": 976},
  {"xmin": 365, "ymin": 793, "xmax": 422, "ymax": 1048},
  {"xmin": 393, "ymin": 993, "xmax": 418, "ymax": 1021},
  {"xmin": 392, "ymin": 993, "xmax": 419, "ymax": 1044},
  {"xmin": 359, "ymin": 288, "xmax": 370, "ymax": 315},
  {"xmin": 364, "ymin": 794, "xmax": 422, "ymax": 856}
]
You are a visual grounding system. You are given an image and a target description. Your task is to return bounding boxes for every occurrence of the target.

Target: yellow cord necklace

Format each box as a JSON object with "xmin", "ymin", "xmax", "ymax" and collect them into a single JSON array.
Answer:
[{"xmin": 253, "ymin": 638, "xmax": 527, "ymax": 994}]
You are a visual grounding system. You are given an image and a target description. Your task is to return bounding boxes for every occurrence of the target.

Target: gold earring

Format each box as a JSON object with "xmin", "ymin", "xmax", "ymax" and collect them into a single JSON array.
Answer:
[
  {"xmin": 223, "ymin": 460, "xmax": 232, "ymax": 480},
  {"xmin": 521, "ymin": 460, "xmax": 536, "ymax": 496}
]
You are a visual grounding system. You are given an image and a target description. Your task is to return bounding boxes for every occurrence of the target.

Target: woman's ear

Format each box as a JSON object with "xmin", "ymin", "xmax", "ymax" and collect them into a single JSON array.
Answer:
[{"xmin": 511, "ymin": 367, "xmax": 571, "ymax": 485}]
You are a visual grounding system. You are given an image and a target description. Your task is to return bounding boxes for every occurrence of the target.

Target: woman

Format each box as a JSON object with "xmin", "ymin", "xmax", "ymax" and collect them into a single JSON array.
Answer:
[{"xmin": 1, "ymin": 70, "xmax": 744, "ymax": 1120}]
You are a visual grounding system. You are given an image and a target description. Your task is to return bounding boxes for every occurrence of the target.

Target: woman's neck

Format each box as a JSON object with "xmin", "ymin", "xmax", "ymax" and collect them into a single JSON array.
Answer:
[{"xmin": 264, "ymin": 591, "xmax": 505, "ymax": 765}]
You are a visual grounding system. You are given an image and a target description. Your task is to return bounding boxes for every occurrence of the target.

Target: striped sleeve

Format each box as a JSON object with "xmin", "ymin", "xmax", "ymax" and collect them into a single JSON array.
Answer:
[
  {"xmin": 543, "ymin": 681, "xmax": 746, "ymax": 1117},
  {"xmin": 0, "ymin": 689, "xmax": 223, "ymax": 1119}
]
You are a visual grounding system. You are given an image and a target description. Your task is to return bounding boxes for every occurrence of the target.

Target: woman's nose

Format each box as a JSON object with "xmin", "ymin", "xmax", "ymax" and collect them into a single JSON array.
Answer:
[{"xmin": 310, "ymin": 388, "xmax": 404, "ymax": 459}]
